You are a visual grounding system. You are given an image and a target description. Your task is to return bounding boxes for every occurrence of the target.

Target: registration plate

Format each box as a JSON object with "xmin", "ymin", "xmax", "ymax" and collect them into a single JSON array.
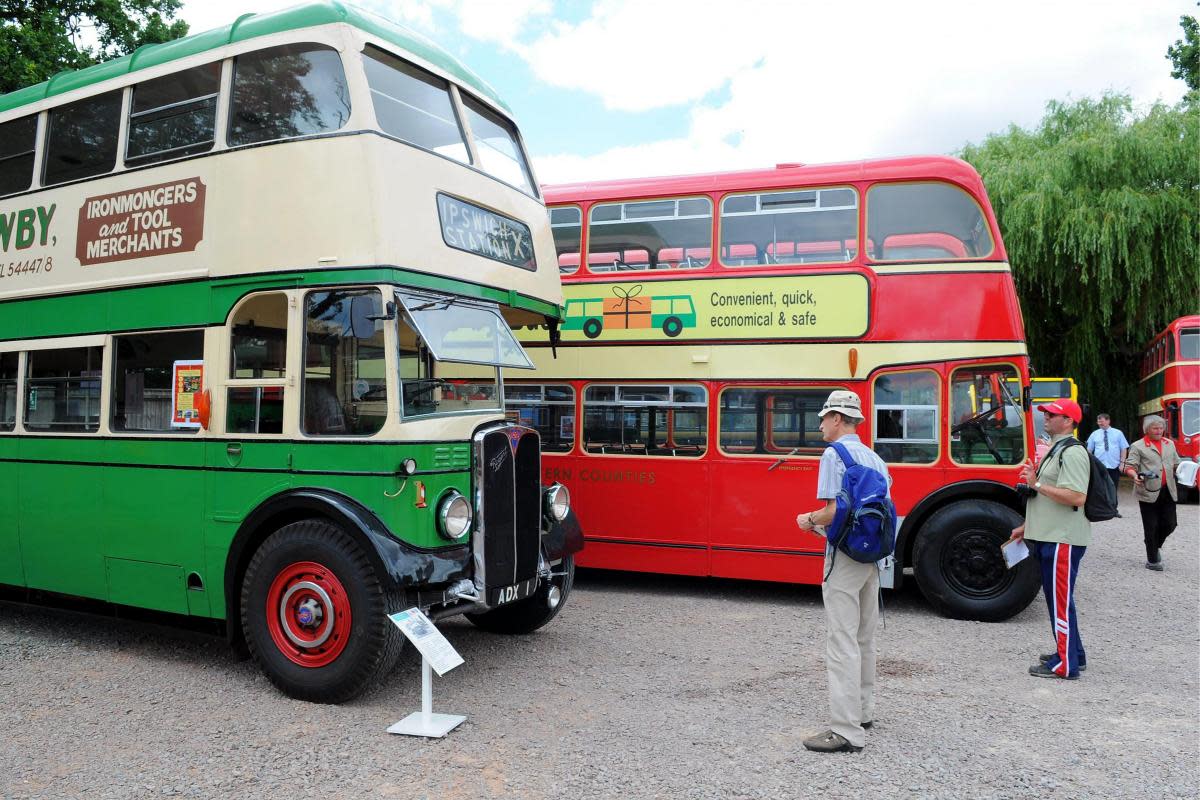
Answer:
[{"xmin": 488, "ymin": 577, "xmax": 538, "ymax": 607}]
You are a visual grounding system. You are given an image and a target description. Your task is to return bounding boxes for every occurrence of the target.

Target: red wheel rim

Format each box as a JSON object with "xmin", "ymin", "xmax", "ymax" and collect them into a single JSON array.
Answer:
[{"xmin": 264, "ymin": 561, "xmax": 352, "ymax": 668}]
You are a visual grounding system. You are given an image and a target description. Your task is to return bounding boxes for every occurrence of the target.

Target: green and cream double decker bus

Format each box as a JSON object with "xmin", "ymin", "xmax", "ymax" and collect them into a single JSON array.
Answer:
[{"xmin": 0, "ymin": 1, "xmax": 581, "ymax": 702}]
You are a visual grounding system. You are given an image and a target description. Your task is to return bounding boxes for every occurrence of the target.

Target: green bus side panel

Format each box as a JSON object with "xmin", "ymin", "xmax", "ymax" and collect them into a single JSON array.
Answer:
[
  {"xmin": 204, "ymin": 439, "xmax": 292, "ymax": 620},
  {"xmin": 102, "ymin": 438, "xmax": 209, "ymax": 614},
  {"xmin": 17, "ymin": 438, "xmax": 106, "ymax": 599},
  {"xmin": 0, "ymin": 436, "xmax": 24, "ymax": 585},
  {"xmin": 105, "ymin": 558, "xmax": 188, "ymax": 615},
  {"xmin": 0, "ymin": 268, "xmax": 558, "ymax": 344},
  {"xmin": 289, "ymin": 440, "xmax": 471, "ymax": 551}
]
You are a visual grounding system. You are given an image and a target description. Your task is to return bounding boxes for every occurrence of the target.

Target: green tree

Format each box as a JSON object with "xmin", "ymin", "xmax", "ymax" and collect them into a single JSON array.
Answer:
[
  {"xmin": 961, "ymin": 94, "xmax": 1199, "ymax": 432},
  {"xmin": 0, "ymin": 1, "xmax": 189, "ymax": 95},
  {"xmin": 1167, "ymin": 13, "xmax": 1198, "ymax": 96}
]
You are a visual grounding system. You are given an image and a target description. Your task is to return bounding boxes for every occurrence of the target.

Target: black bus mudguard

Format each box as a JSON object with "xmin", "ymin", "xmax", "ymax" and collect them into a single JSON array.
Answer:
[
  {"xmin": 895, "ymin": 479, "xmax": 1024, "ymax": 586},
  {"xmin": 223, "ymin": 488, "xmax": 470, "ymax": 650},
  {"xmin": 542, "ymin": 507, "xmax": 584, "ymax": 562}
]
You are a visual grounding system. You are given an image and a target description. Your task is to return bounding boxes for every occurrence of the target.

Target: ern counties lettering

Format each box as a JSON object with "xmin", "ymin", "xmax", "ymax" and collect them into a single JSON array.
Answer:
[
  {"xmin": 544, "ymin": 466, "xmax": 655, "ymax": 485},
  {"xmin": 709, "ymin": 289, "xmax": 819, "ymax": 328},
  {"xmin": 77, "ymin": 178, "xmax": 206, "ymax": 266}
]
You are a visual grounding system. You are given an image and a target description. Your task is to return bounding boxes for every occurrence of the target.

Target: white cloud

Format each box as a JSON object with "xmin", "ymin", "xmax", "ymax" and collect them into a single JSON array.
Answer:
[
  {"xmin": 525, "ymin": 0, "xmax": 1190, "ymax": 183},
  {"xmin": 522, "ymin": 0, "xmax": 774, "ymax": 112}
]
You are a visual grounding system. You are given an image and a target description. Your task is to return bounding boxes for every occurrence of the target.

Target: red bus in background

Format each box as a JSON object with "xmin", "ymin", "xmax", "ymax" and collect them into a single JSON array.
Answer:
[
  {"xmin": 1138, "ymin": 315, "xmax": 1200, "ymax": 498},
  {"xmin": 511, "ymin": 156, "xmax": 1040, "ymax": 621}
]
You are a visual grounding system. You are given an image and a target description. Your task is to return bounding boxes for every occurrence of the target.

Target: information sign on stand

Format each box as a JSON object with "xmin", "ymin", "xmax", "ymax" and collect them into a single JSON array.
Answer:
[{"xmin": 386, "ymin": 608, "xmax": 466, "ymax": 739}]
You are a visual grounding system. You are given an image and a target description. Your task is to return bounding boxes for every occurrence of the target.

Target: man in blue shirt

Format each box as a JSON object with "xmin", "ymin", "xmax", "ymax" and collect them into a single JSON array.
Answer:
[{"xmin": 1086, "ymin": 413, "xmax": 1129, "ymax": 503}]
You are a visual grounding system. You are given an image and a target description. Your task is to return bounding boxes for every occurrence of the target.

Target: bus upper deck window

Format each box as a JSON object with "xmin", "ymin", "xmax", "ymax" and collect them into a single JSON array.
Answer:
[
  {"xmin": 362, "ymin": 45, "xmax": 468, "ymax": 164},
  {"xmin": 549, "ymin": 206, "xmax": 582, "ymax": 275},
  {"xmin": 866, "ymin": 181, "xmax": 995, "ymax": 262},
  {"xmin": 587, "ymin": 197, "xmax": 713, "ymax": 273},
  {"xmin": 229, "ymin": 43, "xmax": 351, "ymax": 146},
  {"xmin": 719, "ymin": 187, "xmax": 858, "ymax": 267},
  {"xmin": 43, "ymin": 90, "xmax": 122, "ymax": 186},
  {"xmin": 1180, "ymin": 328, "xmax": 1199, "ymax": 360},
  {"xmin": 0, "ymin": 115, "xmax": 37, "ymax": 196},
  {"xmin": 127, "ymin": 63, "xmax": 220, "ymax": 165},
  {"xmin": 460, "ymin": 94, "xmax": 535, "ymax": 196}
]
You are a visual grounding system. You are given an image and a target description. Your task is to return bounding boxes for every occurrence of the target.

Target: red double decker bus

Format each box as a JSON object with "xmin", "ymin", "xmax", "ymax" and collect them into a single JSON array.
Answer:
[
  {"xmin": 510, "ymin": 156, "xmax": 1040, "ymax": 620},
  {"xmin": 1138, "ymin": 315, "xmax": 1200, "ymax": 497}
]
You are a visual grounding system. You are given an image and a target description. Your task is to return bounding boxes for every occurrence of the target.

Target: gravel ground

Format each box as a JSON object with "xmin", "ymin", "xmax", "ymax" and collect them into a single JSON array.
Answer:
[{"xmin": 2, "ymin": 488, "xmax": 1197, "ymax": 800}]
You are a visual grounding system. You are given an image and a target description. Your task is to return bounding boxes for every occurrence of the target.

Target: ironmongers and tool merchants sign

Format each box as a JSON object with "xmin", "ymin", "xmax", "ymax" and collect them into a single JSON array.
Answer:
[{"xmin": 76, "ymin": 178, "xmax": 206, "ymax": 266}]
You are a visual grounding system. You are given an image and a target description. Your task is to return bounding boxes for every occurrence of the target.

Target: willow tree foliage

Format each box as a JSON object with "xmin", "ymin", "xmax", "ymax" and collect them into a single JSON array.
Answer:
[
  {"xmin": 0, "ymin": 1, "xmax": 188, "ymax": 95},
  {"xmin": 961, "ymin": 94, "xmax": 1199, "ymax": 429}
]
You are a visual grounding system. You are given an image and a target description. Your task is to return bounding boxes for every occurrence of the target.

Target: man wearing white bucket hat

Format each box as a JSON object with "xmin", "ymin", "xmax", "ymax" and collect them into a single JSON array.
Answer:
[{"xmin": 796, "ymin": 389, "xmax": 891, "ymax": 753}]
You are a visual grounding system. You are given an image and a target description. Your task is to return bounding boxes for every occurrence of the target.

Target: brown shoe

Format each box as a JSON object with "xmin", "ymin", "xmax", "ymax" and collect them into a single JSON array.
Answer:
[{"xmin": 803, "ymin": 730, "xmax": 863, "ymax": 753}]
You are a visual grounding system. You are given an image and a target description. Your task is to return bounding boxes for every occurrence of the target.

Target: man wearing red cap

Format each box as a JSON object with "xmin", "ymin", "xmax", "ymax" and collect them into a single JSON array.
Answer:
[{"xmin": 1011, "ymin": 398, "xmax": 1091, "ymax": 679}]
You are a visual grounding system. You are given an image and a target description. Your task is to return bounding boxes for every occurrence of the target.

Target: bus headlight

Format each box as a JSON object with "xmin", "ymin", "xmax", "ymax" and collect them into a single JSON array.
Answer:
[
  {"xmin": 437, "ymin": 491, "xmax": 472, "ymax": 541},
  {"xmin": 543, "ymin": 483, "xmax": 570, "ymax": 522}
]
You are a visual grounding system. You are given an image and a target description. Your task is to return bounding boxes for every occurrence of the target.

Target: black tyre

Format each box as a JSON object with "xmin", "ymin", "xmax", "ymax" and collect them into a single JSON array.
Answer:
[
  {"xmin": 582, "ymin": 318, "xmax": 603, "ymax": 339},
  {"xmin": 662, "ymin": 316, "xmax": 683, "ymax": 337},
  {"xmin": 240, "ymin": 520, "xmax": 404, "ymax": 703},
  {"xmin": 466, "ymin": 555, "xmax": 575, "ymax": 635},
  {"xmin": 912, "ymin": 500, "xmax": 1040, "ymax": 622}
]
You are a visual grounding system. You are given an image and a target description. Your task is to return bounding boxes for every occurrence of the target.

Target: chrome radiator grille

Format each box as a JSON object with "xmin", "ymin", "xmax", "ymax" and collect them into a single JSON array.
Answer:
[{"xmin": 473, "ymin": 425, "xmax": 541, "ymax": 601}]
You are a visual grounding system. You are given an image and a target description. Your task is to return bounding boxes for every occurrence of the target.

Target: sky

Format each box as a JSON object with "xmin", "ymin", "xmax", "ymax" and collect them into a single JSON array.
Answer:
[{"xmin": 180, "ymin": 0, "xmax": 1192, "ymax": 185}]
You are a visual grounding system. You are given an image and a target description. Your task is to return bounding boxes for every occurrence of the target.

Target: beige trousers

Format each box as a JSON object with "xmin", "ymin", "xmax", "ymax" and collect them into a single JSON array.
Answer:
[{"xmin": 821, "ymin": 550, "xmax": 880, "ymax": 747}]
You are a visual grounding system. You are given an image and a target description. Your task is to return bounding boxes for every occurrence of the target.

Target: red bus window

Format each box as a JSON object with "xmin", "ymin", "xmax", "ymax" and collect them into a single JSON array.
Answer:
[
  {"xmin": 582, "ymin": 383, "xmax": 707, "ymax": 455},
  {"xmin": 504, "ymin": 383, "xmax": 575, "ymax": 452},
  {"xmin": 587, "ymin": 197, "xmax": 712, "ymax": 273},
  {"xmin": 719, "ymin": 187, "xmax": 857, "ymax": 267},
  {"xmin": 866, "ymin": 182, "xmax": 994, "ymax": 262},
  {"xmin": 873, "ymin": 371, "xmax": 940, "ymax": 464},
  {"xmin": 719, "ymin": 387, "xmax": 832, "ymax": 456},
  {"xmin": 549, "ymin": 205, "xmax": 581, "ymax": 275},
  {"xmin": 1181, "ymin": 327, "xmax": 1200, "ymax": 360},
  {"xmin": 949, "ymin": 366, "xmax": 1024, "ymax": 465}
]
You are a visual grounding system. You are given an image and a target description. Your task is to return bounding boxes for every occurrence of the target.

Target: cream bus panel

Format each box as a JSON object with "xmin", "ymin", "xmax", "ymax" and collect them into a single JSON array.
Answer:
[
  {"xmin": 522, "ymin": 340, "xmax": 1029, "ymax": 382},
  {"xmin": 0, "ymin": 133, "xmax": 560, "ymax": 307}
]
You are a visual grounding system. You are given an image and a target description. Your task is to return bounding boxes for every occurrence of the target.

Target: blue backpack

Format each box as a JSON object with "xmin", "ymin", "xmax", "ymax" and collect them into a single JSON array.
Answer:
[{"xmin": 826, "ymin": 441, "xmax": 897, "ymax": 570}]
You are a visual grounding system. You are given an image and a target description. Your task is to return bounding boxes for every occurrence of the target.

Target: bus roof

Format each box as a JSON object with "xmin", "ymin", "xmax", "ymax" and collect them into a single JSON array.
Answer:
[
  {"xmin": 0, "ymin": 0, "xmax": 507, "ymax": 116},
  {"xmin": 542, "ymin": 155, "xmax": 989, "ymax": 204}
]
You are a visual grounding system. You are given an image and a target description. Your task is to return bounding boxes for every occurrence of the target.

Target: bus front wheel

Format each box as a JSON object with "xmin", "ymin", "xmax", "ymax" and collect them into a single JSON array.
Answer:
[
  {"xmin": 912, "ymin": 500, "xmax": 1039, "ymax": 622},
  {"xmin": 662, "ymin": 316, "xmax": 683, "ymax": 337},
  {"xmin": 241, "ymin": 520, "xmax": 404, "ymax": 703},
  {"xmin": 466, "ymin": 555, "xmax": 575, "ymax": 634},
  {"xmin": 582, "ymin": 319, "xmax": 603, "ymax": 339}
]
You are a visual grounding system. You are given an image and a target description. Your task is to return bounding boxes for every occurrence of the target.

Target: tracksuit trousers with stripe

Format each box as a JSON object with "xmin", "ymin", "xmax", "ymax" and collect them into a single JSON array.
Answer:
[{"xmin": 1032, "ymin": 541, "xmax": 1086, "ymax": 677}]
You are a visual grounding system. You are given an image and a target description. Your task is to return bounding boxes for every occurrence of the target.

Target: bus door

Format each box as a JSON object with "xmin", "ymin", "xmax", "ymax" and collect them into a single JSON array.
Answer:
[
  {"xmin": 574, "ymin": 384, "xmax": 711, "ymax": 575},
  {"xmin": 709, "ymin": 386, "xmax": 830, "ymax": 584},
  {"xmin": 870, "ymin": 368, "xmax": 947, "ymax": 538},
  {"xmin": 949, "ymin": 365, "xmax": 1026, "ymax": 467},
  {"xmin": 206, "ymin": 292, "xmax": 294, "ymax": 617}
]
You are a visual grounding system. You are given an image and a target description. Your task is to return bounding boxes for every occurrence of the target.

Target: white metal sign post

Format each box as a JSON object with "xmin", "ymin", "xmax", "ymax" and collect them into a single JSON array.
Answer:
[{"xmin": 386, "ymin": 608, "xmax": 466, "ymax": 738}]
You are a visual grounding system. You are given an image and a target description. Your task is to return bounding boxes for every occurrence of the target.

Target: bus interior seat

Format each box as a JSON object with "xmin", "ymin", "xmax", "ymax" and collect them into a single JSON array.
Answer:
[{"xmin": 305, "ymin": 380, "xmax": 346, "ymax": 434}]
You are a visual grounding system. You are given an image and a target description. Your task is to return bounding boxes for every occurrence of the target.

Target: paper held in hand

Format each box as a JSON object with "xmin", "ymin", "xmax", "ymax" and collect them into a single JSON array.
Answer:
[{"xmin": 1001, "ymin": 538, "xmax": 1030, "ymax": 569}]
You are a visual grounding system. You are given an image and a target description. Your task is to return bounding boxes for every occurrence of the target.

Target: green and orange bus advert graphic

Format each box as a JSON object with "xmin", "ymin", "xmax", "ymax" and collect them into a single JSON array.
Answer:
[{"xmin": 547, "ymin": 274, "xmax": 868, "ymax": 343}]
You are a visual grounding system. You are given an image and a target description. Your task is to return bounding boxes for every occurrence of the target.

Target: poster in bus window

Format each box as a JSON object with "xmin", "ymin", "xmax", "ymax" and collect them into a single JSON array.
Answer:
[
  {"xmin": 172, "ymin": 360, "xmax": 204, "ymax": 428},
  {"xmin": 560, "ymin": 414, "xmax": 575, "ymax": 441}
]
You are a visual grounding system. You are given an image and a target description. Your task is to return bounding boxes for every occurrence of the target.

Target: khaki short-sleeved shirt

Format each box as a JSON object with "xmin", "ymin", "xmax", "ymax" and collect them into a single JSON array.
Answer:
[{"xmin": 1025, "ymin": 434, "xmax": 1092, "ymax": 546}]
